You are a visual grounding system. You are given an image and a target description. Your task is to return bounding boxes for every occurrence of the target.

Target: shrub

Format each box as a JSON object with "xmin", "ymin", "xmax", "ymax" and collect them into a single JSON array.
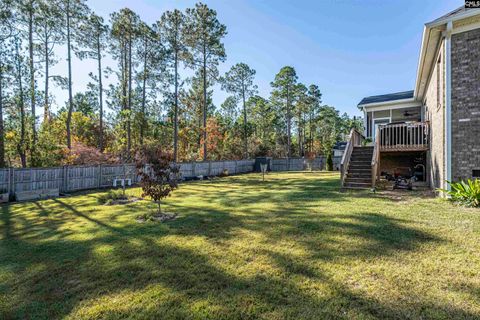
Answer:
[
  {"xmin": 136, "ymin": 145, "xmax": 179, "ymax": 214},
  {"xmin": 97, "ymin": 189, "xmax": 128, "ymax": 205},
  {"xmin": 326, "ymin": 153, "xmax": 333, "ymax": 171},
  {"xmin": 439, "ymin": 179, "xmax": 480, "ymax": 207}
]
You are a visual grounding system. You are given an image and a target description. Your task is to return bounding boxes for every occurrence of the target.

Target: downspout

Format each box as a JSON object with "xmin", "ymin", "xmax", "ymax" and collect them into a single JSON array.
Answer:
[{"xmin": 444, "ymin": 21, "xmax": 452, "ymax": 191}]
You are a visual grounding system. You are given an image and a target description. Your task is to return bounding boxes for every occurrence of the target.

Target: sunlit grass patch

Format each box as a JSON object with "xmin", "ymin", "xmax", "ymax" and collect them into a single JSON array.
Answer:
[{"xmin": 0, "ymin": 172, "xmax": 479, "ymax": 319}]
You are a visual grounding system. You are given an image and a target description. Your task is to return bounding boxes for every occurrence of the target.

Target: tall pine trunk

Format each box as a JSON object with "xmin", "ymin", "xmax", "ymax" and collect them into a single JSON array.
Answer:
[
  {"xmin": 202, "ymin": 44, "xmax": 207, "ymax": 161},
  {"xmin": 121, "ymin": 38, "xmax": 127, "ymax": 146},
  {"xmin": 66, "ymin": 0, "xmax": 73, "ymax": 149},
  {"xmin": 127, "ymin": 32, "xmax": 132, "ymax": 152},
  {"xmin": 286, "ymin": 85, "xmax": 291, "ymax": 158},
  {"xmin": 96, "ymin": 34, "xmax": 104, "ymax": 152},
  {"xmin": 297, "ymin": 115, "xmax": 301, "ymax": 157},
  {"xmin": 242, "ymin": 84, "xmax": 247, "ymax": 159},
  {"xmin": 15, "ymin": 41, "xmax": 27, "ymax": 168},
  {"xmin": 28, "ymin": 7, "xmax": 36, "ymax": 164},
  {"xmin": 309, "ymin": 111, "xmax": 313, "ymax": 153},
  {"xmin": 44, "ymin": 28, "xmax": 49, "ymax": 122},
  {"xmin": 140, "ymin": 36, "xmax": 148, "ymax": 146},
  {"xmin": 0, "ymin": 61, "xmax": 4, "ymax": 167},
  {"xmin": 173, "ymin": 48, "xmax": 178, "ymax": 162}
]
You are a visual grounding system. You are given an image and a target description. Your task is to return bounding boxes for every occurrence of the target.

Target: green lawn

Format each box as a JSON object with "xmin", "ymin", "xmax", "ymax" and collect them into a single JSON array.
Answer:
[{"xmin": 1, "ymin": 172, "xmax": 479, "ymax": 319}]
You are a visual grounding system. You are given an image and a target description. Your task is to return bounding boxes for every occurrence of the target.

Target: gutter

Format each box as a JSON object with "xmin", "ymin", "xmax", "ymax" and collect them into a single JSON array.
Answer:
[
  {"xmin": 445, "ymin": 21, "xmax": 453, "ymax": 191},
  {"xmin": 358, "ymin": 97, "xmax": 417, "ymax": 110}
]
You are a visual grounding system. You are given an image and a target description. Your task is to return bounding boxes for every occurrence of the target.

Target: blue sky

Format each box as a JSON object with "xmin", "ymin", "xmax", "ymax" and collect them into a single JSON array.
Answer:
[{"xmin": 53, "ymin": 0, "xmax": 462, "ymax": 117}]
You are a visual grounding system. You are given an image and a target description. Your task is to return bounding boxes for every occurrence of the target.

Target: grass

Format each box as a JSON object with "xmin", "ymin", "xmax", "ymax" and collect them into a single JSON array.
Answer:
[{"xmin": 0, "ymin": 172, "xmax": 479, "ymax": 319}]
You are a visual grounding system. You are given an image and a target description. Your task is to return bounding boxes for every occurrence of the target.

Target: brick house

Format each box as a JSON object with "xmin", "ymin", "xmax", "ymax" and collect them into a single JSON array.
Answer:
[{"xmin": 341, "ymin": 7, "xmax": 480, "ymax": 192}]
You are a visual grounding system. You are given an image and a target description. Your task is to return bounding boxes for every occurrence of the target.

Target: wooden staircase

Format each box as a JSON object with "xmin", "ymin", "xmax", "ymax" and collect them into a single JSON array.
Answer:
[{"xmin": 343, "ymin": 146, "xmax": 374, "ymax": 189}]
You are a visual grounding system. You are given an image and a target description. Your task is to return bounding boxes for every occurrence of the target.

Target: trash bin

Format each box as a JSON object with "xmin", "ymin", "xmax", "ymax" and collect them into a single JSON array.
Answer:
[{"xmin": 254, "ymin": 157, "xmax": 272, "ymax": 172}]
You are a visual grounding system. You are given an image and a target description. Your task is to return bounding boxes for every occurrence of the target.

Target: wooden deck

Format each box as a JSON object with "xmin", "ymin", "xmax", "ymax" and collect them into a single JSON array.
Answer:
[{"xmin": 378, "ymin": 122, "xmax": 429, "ymax": 152}]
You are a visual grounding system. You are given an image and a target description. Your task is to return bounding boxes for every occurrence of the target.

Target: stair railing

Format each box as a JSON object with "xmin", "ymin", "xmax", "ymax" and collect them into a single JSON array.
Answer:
[
  {"xmin": 371, "ymin": 126, "xmax": 381, "ymax": 188},
  {"xmin": 341, "ymin": 128, "xmax": 364, "ymax": 187}
]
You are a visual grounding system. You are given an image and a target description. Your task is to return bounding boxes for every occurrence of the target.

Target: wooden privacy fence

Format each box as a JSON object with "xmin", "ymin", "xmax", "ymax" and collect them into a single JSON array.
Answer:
[
  {"xmin": 0, "ymin": 156, "xmax": 339, "ymax": 201},
  {"xmin": 272, "ymin": 156, "xmax": 342, "ymax": 172}
]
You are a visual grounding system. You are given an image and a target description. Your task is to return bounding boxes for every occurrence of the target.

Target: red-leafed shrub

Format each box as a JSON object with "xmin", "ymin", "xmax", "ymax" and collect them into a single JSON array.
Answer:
[
  {"xmin": 63, "ymin": 142, "xmax": 117, "ymax": 165},
  {"xmin": 135, "ymin": 145, "xmax": 179, "ymax": 215}
]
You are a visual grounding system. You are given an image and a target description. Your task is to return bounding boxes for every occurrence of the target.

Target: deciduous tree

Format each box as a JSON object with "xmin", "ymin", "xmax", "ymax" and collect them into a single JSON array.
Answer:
[{"xmin": 136, "ymin": 145, "xmax": 179, "ymax": 214}]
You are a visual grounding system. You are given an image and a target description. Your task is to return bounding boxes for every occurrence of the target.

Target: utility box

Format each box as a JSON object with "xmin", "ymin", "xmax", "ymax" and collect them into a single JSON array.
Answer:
[{"xmin": 254, "ymin": 157, "xmax": 272, "ymax": 172}]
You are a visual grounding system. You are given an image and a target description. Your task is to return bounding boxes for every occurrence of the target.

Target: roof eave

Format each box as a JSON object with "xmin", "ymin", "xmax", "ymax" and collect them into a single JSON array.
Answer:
[
  {"xmin": 414, "ymin": 8, "xmax": 480, "ymax": 101},
  {"xmin": 358, "ymin": 97, "xmax": 417, "ymax": 110},
  {"xmin": 425, "ymin": 8, "xmax": 480, "ymax": 28}
]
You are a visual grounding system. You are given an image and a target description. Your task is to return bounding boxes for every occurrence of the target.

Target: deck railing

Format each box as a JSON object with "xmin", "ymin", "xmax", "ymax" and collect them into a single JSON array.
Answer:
[
  {"xmin": 378, "ymin": 122, "xmax": 429, "ymax": 152},
  {"xmin": 340, "ymin": 128, "xmax": 364, "ymax": 187}
]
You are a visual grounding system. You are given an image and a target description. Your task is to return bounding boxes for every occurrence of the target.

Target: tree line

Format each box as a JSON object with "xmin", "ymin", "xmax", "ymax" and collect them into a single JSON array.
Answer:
[{"xmin": 0, "ymin": 0, "xmax": 362, "ymax": 169}]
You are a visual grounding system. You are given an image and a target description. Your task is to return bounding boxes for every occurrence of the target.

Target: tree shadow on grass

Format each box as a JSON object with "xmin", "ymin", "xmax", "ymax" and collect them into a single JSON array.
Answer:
[{"xmin": 0, "ymin": 173, "xmax": 475, "ymax": 319}]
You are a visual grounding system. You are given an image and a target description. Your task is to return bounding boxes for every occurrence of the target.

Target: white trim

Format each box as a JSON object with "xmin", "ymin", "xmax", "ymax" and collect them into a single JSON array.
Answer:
[
  {"xmin": 358, "ymin": 97, "xmax": 415, "ymax": 109},
  {"xmin": 426, "ymin": 8, "xmax": 480, "ymax": 28},
  {"xmin": 363, "ymin": 109, "xmax": 368, "ymax": 136},
  {"xmin": 452, "ymin": 21, "xmax": 480, "ymax": 34},
  {"xmin": 371, "ymin": 117, "xmax": 391, "ymax": 140},
  {"xmin": 362, "ymin": 101, "xmax": 422, "ymax": 112},
  {"xmin": 415, "ymin": 26, "xmax": 431, "ymax": 100},
  {"xmin": 445, "ymin": 21, "xmax": 452, "ymax": 191},
  {"xmin": 415, "ymin": 9, "xmax": 480, "ymax": 101}
]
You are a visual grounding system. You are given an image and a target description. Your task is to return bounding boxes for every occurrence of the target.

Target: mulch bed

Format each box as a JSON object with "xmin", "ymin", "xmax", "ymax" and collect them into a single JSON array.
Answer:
[{"xmin": 136, "ymin": 212, "xmax": 177, "ymax": 223}]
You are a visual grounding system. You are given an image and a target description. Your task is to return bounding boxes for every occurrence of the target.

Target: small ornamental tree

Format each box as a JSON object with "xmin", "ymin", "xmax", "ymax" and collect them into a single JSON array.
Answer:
[{"xmin": 136, "ymin": 146, "xmax": 179, "ymax": 214}]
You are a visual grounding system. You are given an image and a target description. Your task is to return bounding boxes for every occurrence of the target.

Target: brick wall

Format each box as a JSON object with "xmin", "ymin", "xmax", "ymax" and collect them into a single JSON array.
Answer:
[
  {"xmin": 451, "ymin": 28, "xmax": 480, "ymax": 181},
  {"xmin": 424, "ymin": 40, "xmax": 445, "ymax": 189}
]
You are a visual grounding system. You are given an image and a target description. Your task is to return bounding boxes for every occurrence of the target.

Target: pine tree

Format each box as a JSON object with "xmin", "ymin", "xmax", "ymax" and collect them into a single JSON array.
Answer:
[
  {"xmin": 76, "ymin": 12, "xmax": 108, "ymax": 151},
  {"xmin": 270, "ymin": 66, "xmax": 298, "ymax": 158},
  {"xmin": 35, "ymin": 0, "xmax": 64, "ymax": 123},
  {"xmin": 0, "ymin": 0, "xmax": 13, "ymax": 167},
  {"xmin": 185, "ymin": 3, "xmax": 226, "ymax": 160},
  {"xmin": 57, "ymin": 0, "xmax": 89, "ymax": 150},
  {"xmin": 306, "ymin": 84, "xmax": 322, "ymax": 154},
  {"xmin": 156, "ymin": 9, "xmax": 190, "ymax": 162},
  {"xmin": 110, "ymin": 8, "xmax": 140, "ymax": 153},
  {"xmin": 221, "ymin": 63, "xmax": 257, "ymax": 159}
]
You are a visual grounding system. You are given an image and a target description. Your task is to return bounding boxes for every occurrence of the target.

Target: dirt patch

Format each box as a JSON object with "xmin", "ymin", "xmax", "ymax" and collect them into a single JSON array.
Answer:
[
  {"xmin": 375, "ymin": 189, "xmax": 435, "ymax": 202},
  {"xmin": 136, "ymin": 212, "xmax": 177, "ymax": 223}
]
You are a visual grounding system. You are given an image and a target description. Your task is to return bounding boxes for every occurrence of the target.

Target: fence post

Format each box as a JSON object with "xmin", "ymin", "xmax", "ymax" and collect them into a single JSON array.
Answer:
[
  {"xmin": 8, "ymin": 167, "xmax": 13, "ymax": 200},
  {"xmin": 97, "ymin": 164, "xmax": 102, "ymax": 188},
  {"xmin": 63, "ymin": 166, "xmax": 68, "ymax": 193},
  {"xmin": 234, "ymin": 160, "xmax": 238, "ymax": 174},
  {"xmin": 192, "ymin": 162, "xmax": 196, "ymax": 177},
  {"xmin": 208, "ymin": 161, "xmax": 211, "ymax": 176}
]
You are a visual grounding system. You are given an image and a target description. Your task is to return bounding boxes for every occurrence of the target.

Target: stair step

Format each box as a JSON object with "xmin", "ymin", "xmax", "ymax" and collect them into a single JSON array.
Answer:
[
  {"xmin": 348, "ymin": 168, "xmax": 371, "ymax": 172},
  {"xmin": 344, "ymin": 182, "xmax": 372, "ymax": 188},
  {"xmin": 345, "ymin": 177, "xmax": 371, "ymax": 181},
  {"xmin": 353, "ymin": 148, "xmax": 373, "ymax": 153},
  {"xmin": 349, "ymin": 164, "xmax": 371, "ymax": 168},
  {"xmin": 343, "ymin": 186, "xmax": 372, "ymax": 190}
]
